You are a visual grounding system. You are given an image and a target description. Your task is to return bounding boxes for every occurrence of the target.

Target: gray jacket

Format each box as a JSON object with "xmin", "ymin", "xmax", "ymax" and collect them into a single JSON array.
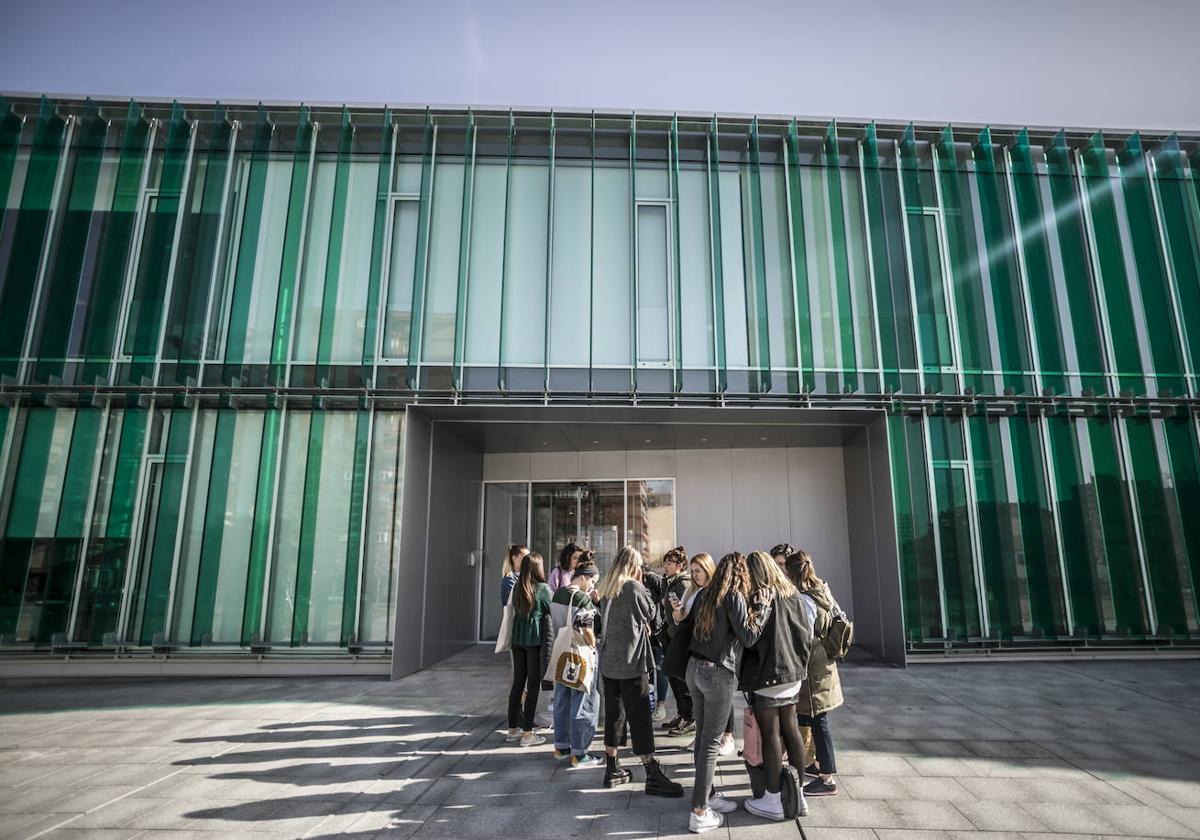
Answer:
[{"xmin": 598, "ymin": 579, "xmax": 656, "ymax": 680}]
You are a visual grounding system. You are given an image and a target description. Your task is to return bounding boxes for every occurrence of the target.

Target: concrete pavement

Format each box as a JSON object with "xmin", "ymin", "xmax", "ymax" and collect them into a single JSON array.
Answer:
[{"xmin": 1, "ymin": 646, "xmax": 1199, "ymax": 839}]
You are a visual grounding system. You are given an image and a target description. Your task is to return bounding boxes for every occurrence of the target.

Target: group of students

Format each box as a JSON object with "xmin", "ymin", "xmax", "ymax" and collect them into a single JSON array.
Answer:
[{"xmin": 498, "ymin": 540, "xmax": 845, "ymax": 834}]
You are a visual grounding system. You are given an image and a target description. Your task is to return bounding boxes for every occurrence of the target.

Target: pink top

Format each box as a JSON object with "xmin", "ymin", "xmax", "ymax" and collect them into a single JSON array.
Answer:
[{"xmin": 547, "ymin": 566, "xmax": 571, "ymax": 593}]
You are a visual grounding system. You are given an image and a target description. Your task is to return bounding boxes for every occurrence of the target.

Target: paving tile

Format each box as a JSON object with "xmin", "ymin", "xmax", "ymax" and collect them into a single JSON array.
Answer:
[
  {"xmin": 1018, "ymin": 801, "xmax": 1122, "ymax": 834},
  {"xmin": 1088, "ymin": 803, "xmax": 1199, "ymax": 838},
  {"xmin": 800, "ymin": 829, "xmax": 879, "ymax": 840},
  {"xmin": 952, "ymin": 800, "xmax": 1048, "ymax": 832}
]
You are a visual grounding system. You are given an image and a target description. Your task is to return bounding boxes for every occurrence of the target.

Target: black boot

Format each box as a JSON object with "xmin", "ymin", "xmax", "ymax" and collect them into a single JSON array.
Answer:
[
  {"xmin": 604, "ymin": 754, "xmax": 631, "ymax": 788},
  {"xmin": 643, "ymin": 758, "xmax": 684, "ymax": 798}
]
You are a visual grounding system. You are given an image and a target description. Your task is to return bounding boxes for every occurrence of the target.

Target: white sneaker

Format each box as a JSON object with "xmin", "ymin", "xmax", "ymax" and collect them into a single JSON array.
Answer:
[
  {"xmin": 505, "ymin": 728, "xmax": 521, "ymax": 742},
  {"xmin": 685, "ymin": 738, "xmax": 695, "ymax": 751},
  {"xmin": 708, "ymin": 791, "xmax": 738, "ymax": 814},
  {"xmin": 520, "ymin": 732, "xmax": 546, "ymax": 747},
  {"xmin": 652, "ymin": 704, "xmax": 668, "ymax": 723},
  {"xmin": 688, "ymin": 808, "xmax": 724, "ymax": 834},
  {"xmin": 744, "ymin": 790, "xmax": 785, "ymax": 821},
  {"xmin": 718, "ymin": 734, "xmax": 735, "ymax": 756}
]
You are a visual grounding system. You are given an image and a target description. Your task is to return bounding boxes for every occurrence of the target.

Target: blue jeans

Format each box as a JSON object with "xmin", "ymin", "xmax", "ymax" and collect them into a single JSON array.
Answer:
[
  {"xmin": 649, "ymin": 644, "xmax": 669, "ymax": 711},
  {"xmin": 552, "ymin": 682, "xmax": 599, "ymax": 757}
]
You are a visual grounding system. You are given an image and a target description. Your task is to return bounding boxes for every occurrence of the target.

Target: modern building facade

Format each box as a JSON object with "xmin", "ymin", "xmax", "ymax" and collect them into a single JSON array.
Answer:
[{"xmin": 0, "ymin": 94, "xmax": 1197, "ymax": 677}]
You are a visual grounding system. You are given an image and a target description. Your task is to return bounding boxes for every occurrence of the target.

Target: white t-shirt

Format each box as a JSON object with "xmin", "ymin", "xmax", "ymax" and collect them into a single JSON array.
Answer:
[{"xmin": 755, "ymin": 679, "xmax": 803, "ymax": 700}]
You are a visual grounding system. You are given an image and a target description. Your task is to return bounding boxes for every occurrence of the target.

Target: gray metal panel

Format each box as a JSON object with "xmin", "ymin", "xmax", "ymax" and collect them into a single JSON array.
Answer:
[
  {"xmin": 839, "ymin": 421, "xmax": 905, "ymax": 666},
  {"xmin": 393, "ymin": 409, "xmax": 432, "ymax": 679},
  {"xmin": 844, "ymin": 427, "xmax": 883, "ymax": 657},
  {"xmin": 868, "ymin": 419, "xmax": 905, "ymax": 666},
  {"xmin": 730, "ymin": 448, "xmax": 792, "ymax": 553},
  {"xmin": 483, "ymin": 451, "xmax": 532, "ymax": 481},
  {"xmin": 421, "ymin": 422, "xmax": 484, "ymax": 670},
  {"xmin": 674, "ymin": 448, "xmax": 735, "ymax": 558},
  {"xmin": 788, "ymin": 446, "xmax": 853, "ymax": 618}
]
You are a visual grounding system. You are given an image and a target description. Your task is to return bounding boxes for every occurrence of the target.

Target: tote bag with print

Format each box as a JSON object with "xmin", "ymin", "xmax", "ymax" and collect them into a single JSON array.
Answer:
[{"xmin": 551, "ymin": 600, "xmax": 596, "ymax": 692}]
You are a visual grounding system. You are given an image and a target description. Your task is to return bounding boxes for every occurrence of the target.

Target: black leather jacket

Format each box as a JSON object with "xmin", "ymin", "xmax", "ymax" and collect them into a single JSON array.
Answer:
[
  {"xmin": 688, "ymin": 590, "xmax": 768, "ymax": 675},
  {"xmin": 738, "ymin": 591, "xmax": 814, "ymax": 693}
]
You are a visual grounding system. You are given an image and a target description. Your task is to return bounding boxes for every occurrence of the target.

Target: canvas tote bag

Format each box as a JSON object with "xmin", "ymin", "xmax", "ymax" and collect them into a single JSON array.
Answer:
[
  {"xmin": 551, "ymin": 597, "xmax": 596, "ymax": 692},
  {"xmin": 494, "ymin": 597, "xmax": 515, "ymax": 654}
]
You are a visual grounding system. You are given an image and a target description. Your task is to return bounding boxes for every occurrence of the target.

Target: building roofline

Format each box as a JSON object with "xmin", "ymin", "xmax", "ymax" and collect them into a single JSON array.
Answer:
[{"xmin": 3, "ymin": 89, "xmax": 1198, "ymax": 143}]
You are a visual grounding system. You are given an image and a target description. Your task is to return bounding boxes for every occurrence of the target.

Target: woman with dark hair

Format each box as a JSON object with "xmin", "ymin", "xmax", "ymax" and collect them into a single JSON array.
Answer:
[
  {"xmin": 506, "ymin": 552, "xmax": 553, "ymax": 747},
  {"xmin": 658, "ymin": 546, "xmax": 690, "ymax": 732},
  {"xmin": 684, "ymin": 552, "xmax": 769, "ymax": 834},
  {"xmin": 785, "ymin": 550, "xmax": 843, "ymax": 797},
  {"xmin": 739, "ymin": 551, "xmax": 813, "ymax": 821},
  {"xmin": 547, "ymin": 541, "xmax": 581, "ymax": 593},
  {"xmin": 769, "ymin": 543, "xmax": 794, "ymax": 568}
]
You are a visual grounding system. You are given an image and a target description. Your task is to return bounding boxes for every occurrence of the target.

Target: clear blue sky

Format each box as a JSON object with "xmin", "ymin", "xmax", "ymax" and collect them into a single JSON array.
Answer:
[{"xmin": 2, "ymin": 0, "xmax": 1198, "ymax": 131}]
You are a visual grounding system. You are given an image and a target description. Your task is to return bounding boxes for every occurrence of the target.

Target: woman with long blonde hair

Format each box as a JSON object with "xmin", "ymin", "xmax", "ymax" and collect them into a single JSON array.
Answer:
[
  {"xmin": 501, "ymin": 543, "xmax": 529, "ymax": 606},
  {"xmin": 595, "ymin": 546, "xmax": 683, "ymax": 798},
  {"xmin": 738, "ymin": 551, "xmax": 812, "ymax": 821},
  {"xmin": 785, "ymin": 550, "xmax": 843, "ymax": 799},
  {"xmin": 683, "ymin": 552, "xmax": 769, "ymax": 833}
]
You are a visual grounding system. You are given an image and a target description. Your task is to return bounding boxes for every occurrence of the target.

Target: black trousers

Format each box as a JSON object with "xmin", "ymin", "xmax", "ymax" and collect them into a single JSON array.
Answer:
[
  {"xmin": 603, "ymin": 674, "xmax": 655, "ymax": 756},
  {"xmin": 508, "ymin": 645, "xmax": 541, "ymax": 731},
  {"xmin": 754, "ymin": 704, "xmax": 807, "ymax": 793},
  {"xmin": 668, "ymin": 675, "xmax": 693, "ymax": 719},
  {"xmin": 797, "ymin": 711, "xmax": 837, "ymax": 773}
]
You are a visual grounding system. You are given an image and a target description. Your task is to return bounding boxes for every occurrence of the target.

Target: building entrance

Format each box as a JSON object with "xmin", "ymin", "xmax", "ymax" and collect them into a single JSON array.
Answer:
[{"xmin": 478, "ymin": 479, "xmax": 675, "ymax": 641}]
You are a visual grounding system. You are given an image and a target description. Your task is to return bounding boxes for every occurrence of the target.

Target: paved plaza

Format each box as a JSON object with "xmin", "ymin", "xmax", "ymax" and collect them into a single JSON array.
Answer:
[{"xmin": 1, "ymin": 648, "xmax": 1199, "ymax": 839}]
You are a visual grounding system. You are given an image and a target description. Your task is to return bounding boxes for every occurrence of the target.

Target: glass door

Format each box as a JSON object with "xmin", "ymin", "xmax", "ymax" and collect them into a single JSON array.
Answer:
[
  {"xmin": 479, "ymin": 478, "xmax": 676, "ymax": 642},
  {"xmin": 531, "ymin": 481, "xmax": 625, "ymax": 574},
  {"xmin": 479, "ymin": 482, "xmax": 529, "ymax": 642}
]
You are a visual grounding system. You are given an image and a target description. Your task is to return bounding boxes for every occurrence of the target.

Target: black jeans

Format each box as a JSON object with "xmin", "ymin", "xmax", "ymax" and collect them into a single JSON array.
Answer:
[
  {"xmin": 668, "ymin": 675, "xmax": 692, "ymax": 719},
  {"xmin": 603, "ymin": 674, "xmax": 655, "ymax": 756},
  {"xmin": 508, "ymin": 645, "xmax": 541, "ymax": 731},
  {"xmin": 797, "ymin": 710, "xmax": 837, "ymax": 773}
]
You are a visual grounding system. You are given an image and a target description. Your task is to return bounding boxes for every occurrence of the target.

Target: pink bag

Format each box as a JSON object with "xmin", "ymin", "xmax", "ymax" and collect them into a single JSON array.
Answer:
[
  {"xmin": 741, "ymin": 708, "xmax": 764, "ymax": 765},
  {"xmin": 741, "ymin": 706, "xmax": 787, "ymax": 767}
]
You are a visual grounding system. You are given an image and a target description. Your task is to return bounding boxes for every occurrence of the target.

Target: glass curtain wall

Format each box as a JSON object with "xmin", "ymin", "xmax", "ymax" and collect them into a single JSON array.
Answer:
[
  {"xmin": 2, "ymin": 98, "xmax": 1197, "ymax": 401},
  {"xmin": 0, "ymin": 405, "xmax": 403, "ymax": 649},
  {"xmin": 1, "ymin": 96, "xmax": 1199, "ymax": 654}
]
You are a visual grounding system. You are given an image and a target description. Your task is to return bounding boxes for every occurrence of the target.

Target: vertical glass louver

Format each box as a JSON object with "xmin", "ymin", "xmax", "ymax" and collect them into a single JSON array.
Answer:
[{"xmin": 0, "ymin": 95, "xmax": 1198, "ymax": 653}]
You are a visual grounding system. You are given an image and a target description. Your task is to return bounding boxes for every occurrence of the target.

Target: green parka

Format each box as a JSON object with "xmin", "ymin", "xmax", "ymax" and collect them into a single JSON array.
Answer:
[{"xmin": 796, "ymin": 582, "xmax": 844, "ymax": 717}]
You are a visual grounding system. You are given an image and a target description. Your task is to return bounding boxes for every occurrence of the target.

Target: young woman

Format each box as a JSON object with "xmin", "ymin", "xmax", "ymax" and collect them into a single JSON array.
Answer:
[
  {"xmin": 549, "ymin": 558, "xmax": 602, "ymax": 767},
  {"xmin": 546, "ymin": 541, "xmax": 581, "ymax": 593},
  {"xmin": 769, "ymin": 543, "xmax": 795, "ymax": 569},
  {"xmin": 667, "ymin": 555, "xmax": 736, "ymax": 755},
  {"xmin": 739, "ymin": 550, "xmax": 813, "ymax": 821},
  {"xmin": 595, "ymin": 546, "xmax": 683, "ymax": 798},
  {"xmin": 658, "ymin": 547, "xmax": 691, "ymax": 733},
  {"xmin": 786, "ymin": 551, "xmax": 844, "ymax": 797},
  {"xmin": 501, "ymin": 543, "xmax": 530, "ymax": 607},
  {"xmin": 685, "ymin": 552, "xmax": 769, "ymax": 834},
  {"xmin": 506, "ymin": 552, "xmax": 553, "ymax": 747}
]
